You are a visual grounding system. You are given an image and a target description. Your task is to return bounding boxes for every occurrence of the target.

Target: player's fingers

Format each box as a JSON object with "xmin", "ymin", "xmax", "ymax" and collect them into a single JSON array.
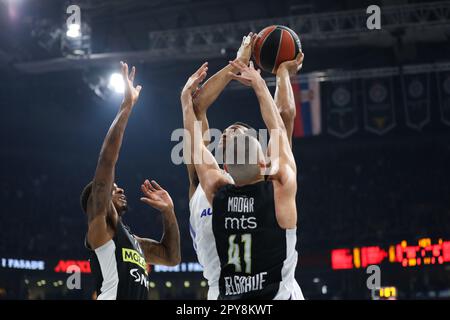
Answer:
[
  {"xmin": 141, "ymin": 184, "xmax": 151, "ymax": 196},
  {"xmin": 229, "ymin": 60, "xmax": 245, "ymax": 71},
  {"xmin": 227, "ymin": 72, "xmax": 241, "ymax": 80},
  {"xmin": 198, "ymin": 71, "xmax": 208, "ymax": 82},
  {"xmin": 151, "ymin": 180, "xmax": 162, "ymax": 190},
  {"xmin": 250, "ymin": 34, "xmax": 257, "ymax": 48},
  {"xmin": 243, "ymin": 35, "xmax": 251, "ymax": 46},
  {"xmin": 195, "ymin": 62, "xmax": 208, "ymax": 76},
  {"xmin": 123, "ymin": 62, "xmax": 129, "ymax": 80},
  {"xmin": 229, "ymin": 60, "xmax": 241, "ymax": 70},
  {"xmin": 129, "ymin": 66, "xmax": 136, "ymax": 82},
  {"xmin": 237, "ymin": 59, "xmax": 248, "ymax": 68},
  {"xmin": 145, "ymin": 179, "xmax": 156, "ymax": 192},
  {"xmin": 249, "ymin": 61, "xmax": 255, "ymax": 69},
  {"xmin": 120, "ymin": 61, "xmax": 127, "ymax": 79}
]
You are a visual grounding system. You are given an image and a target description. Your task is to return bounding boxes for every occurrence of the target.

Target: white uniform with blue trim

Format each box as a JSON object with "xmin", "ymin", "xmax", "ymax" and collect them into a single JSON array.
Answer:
[{"xmin": 189, "ymin": 184, "xmax": 220, "ymax": 299}]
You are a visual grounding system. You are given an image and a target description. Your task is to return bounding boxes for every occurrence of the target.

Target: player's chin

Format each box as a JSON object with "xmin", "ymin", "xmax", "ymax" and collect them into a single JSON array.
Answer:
[{"xmin": 119, "ymin": 202, "xmax": 128, "ymax": 214}]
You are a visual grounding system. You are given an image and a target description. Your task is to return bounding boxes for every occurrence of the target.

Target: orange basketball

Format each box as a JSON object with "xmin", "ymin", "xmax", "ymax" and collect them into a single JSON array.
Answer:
[{"xmin": 253, "ymin": 25, "xmax": 302, "ymax": 74}]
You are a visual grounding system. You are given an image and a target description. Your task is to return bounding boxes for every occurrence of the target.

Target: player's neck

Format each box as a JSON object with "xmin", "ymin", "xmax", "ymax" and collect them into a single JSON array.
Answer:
[{"xmin": 234, "ymin": 175, "xmax": 265, "ymax": 187}]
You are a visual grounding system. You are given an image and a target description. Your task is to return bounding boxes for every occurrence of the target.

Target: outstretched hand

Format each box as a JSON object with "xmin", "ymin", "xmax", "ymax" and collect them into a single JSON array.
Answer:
[
  {"xmin": 228, "ymin": 60, "xmax": 263, "ymax": 88},
  {"xmin": 140, "ymin": 180, "xmax": 174, "ymax": 214},
  {"xmin": 121, "ymin": 61, "xmax": 142, "ymax": 108},
  {"xmin": 181, "ymin": 62, "xmax": 209, "ymax": 100},
  {"xmin": 276, "ymin": 52, "xmax": 304, "ymax": 76},
  {"xmin": 236, "ymin": 32, "xmax": 257, "ymax": 65}
]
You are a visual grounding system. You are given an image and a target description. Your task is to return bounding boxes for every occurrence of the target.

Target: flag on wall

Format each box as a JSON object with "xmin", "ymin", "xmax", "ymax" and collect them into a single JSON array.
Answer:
[
  {"xmin": 326, "ymin": 80, "xmax": 358, "ymax": 138},
  {"xmin": 362, "ymin": 77, "xmax": 396, "ymax": 135},
  {"xmin": 292, "ymin": 77, "xmax": 321, "ymax": 138},
  {"xmin": 401, "ymin": 73, "xmax": 430, "ymax": 131}
]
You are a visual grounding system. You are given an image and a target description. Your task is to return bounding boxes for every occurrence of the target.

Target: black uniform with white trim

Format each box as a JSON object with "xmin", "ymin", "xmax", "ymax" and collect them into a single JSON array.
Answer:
[
  {"xmin": 212, "ymin": 180, "xmax": 303, "ymax": 300},
  {"xmin": 87, "ymin": 220, "xmax": 149, "ymax": 300}
]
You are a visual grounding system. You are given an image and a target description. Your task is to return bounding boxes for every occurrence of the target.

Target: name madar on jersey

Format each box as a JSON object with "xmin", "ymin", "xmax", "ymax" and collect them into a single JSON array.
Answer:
[{"xmin": 226, "ymin": 196, "xmax": 257, "ymax": 230}]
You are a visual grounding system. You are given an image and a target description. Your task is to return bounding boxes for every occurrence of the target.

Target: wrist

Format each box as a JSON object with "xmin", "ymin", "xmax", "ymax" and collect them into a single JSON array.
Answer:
[
  {"xmin": 161, "ymin": 207, "xmax": 175, "ymax": 216},
  {"xmin": 120, "ymin": 101, "xmax": 133, "ymax": 111},
  {"xmin": 252, "ymin": 78, "xmax": 267, "ymax": 91},
  {"xmin": 276, "ymin": 66, "xmax": 289, "ymax": 78}
]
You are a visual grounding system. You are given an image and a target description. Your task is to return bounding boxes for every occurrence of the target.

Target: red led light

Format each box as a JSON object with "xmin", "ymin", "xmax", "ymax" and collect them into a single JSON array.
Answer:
[
  {"xmin": 331, "ymin": 238, "xmax": 450, "ymax": 270},
  {"xmin": 54, "ymin": 260, "xmax": 91, "ymax": 273},
  {"xmin": 443, "ymin": 242, "xmax": 450, "ymax": 262},
  {"xmin": 331, "ymin": 249, "xmax": 353, "ymax": 270},
  {"xmin": 361, "ymin": 246, "xmax": 387, "ymax": 267}
]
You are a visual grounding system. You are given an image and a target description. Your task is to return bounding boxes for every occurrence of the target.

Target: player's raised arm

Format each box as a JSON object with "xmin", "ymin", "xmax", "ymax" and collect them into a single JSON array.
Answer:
[
  {"xmin": 193, "ymin": 33, "xmax": 256, "ymax": 115},
  {"xmin": 87, "ymin": 62, "xmax": 142, "ymax": 249},
  {"xmin": 181, "ymin": 64, "xmax": 230, "ymax": 205},
  {"xmin": 135, "ymin": 180, "xmax": 181, "ymax": 266},
  {"xmin": 275, "ymin": 52, "xmax": 304, "ymax": 147},
  {"xmin": 228, "ymin": 60, "xmax": 295, "ymax": 174}
]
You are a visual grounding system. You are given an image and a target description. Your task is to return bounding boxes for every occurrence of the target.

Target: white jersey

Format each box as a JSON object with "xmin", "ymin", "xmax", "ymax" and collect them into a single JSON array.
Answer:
[{"xmin": 189, "ymin": 184, "xmax": 220, "ymax": 299}]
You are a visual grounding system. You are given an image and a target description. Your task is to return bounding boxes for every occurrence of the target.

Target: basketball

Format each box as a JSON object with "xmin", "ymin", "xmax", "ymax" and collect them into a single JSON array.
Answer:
[{"xmin": 253, "ymin": 25, "xmax": 302, "ymax": 74}]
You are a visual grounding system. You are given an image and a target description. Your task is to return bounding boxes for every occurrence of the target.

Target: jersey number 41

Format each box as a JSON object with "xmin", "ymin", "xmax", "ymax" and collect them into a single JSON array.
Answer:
[{"xmin": 227, "ymin": 234, "xmax": 252, "ymax": 274}]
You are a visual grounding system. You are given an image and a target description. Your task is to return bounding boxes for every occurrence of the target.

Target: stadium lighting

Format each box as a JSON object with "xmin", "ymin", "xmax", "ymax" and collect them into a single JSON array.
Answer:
[
  {"xmin": 165, "ymin": 281, "xmax": 172, "ymax": 288},
  {"xmin": 313, "ymin": 277, "xmax": 320, "ymax": 283},
  {"xmin": 149, "ymin": 282, "xmax": 156, "ymax": 288},
  {"xmin": 184, "ymin": 281, "xmax": 190, "ymax": 288},
  {"xmin": 108, "ymin": 73, "xmax": 125, "ymax": 94},
  {"xmin": 322, "ymin": 285, "xmax": 328, "ymax": 294},
  {"xmin": 66, "ymin": 23, "xmax": 81, "ymax": 38},
  {"xmin": 200, "ymin": 281, "xmax": 207, "ymax": 288}
]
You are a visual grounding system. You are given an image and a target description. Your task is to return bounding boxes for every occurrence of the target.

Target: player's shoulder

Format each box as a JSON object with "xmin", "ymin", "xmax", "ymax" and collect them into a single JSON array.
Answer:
[{"xmin": 189, "ymin": 183, "xmax": 207, "ymax": 208}]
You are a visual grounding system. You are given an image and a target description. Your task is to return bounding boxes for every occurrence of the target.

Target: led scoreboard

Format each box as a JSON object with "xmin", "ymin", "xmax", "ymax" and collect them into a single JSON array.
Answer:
[{"xmin": 331, "ymin": 238, "xmax": 450, "ymax": 270}]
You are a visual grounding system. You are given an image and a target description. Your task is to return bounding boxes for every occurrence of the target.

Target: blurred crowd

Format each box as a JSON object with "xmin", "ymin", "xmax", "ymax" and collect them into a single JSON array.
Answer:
[{"xmin": 1, "ymin": 135, "xmax": 449, "ymax": 262}]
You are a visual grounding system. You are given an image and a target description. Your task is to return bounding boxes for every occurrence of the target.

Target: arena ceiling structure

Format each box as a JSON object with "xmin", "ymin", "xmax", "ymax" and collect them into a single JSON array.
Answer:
[{"xmin": 0, "ymin": 0, "xmax": 449, "ymax": 74}]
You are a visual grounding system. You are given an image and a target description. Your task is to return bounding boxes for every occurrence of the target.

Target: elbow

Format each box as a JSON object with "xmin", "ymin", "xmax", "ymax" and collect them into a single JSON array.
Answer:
[
  {"xmin": 171, "ymin": 250, "xmax": 182, "ymax": 266},
  {"xmin": 168, "ymin": 249, "xmax": 181, "ymax": 266},
  {"xmin": 165, "ymin": 256, "xmax": 181, "ymax": 267},
  {"xmin": 280, "ymin": 106, "xmax": 296, "ymax": 122}
]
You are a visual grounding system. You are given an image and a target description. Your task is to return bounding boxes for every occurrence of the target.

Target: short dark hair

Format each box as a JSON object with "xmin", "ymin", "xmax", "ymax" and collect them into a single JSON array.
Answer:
[
  {"xmin": 233, "ymin": 122, "xmax": 254, "ymax": 131},
  {"xmin": 80, "ymin": 181, "xmax": 94, "ymax": 213}
]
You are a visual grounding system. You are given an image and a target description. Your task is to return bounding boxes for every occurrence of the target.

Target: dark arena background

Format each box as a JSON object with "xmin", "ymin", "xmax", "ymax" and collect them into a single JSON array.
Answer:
[{"xmin": 0, "ymin": 0, "xmax": 450, "ymax": 301}]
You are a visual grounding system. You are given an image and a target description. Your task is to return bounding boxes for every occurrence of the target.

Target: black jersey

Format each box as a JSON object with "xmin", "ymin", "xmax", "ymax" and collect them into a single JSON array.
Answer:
[
  {"xmin": 212, "ymin": 180, "xmax": 302, "ymax": 300},
  {"xmin": 87, "ymin": 219, "xmax": 149, "ymax": 300}
]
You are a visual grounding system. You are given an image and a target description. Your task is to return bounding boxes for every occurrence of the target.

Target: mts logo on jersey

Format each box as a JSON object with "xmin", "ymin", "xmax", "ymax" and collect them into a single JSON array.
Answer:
[
  {"xmin": 225, "ymin": 196, "xmax": 257, "ymax": 230},
  {"xmin": 122, "ymin": 248, "xmax": 147, "ymax": 274},
  {"xmin": 200, "ymin": 208, "xmax": 212, "ymax": 218}
]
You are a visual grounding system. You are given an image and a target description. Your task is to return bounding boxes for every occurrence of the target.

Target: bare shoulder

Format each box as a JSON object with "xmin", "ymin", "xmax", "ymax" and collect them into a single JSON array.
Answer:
[{"xmin": 203, "ymin": 169, "xmax": 233, "ymax": 205}]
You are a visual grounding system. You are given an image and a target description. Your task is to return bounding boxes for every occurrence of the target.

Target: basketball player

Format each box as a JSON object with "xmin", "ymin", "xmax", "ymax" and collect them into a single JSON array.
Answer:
[
  {"xmin": 80, "ymin": 62, "xmax": 181, "ymax": 300},
  {"xmin": 183, "ymin": 45, "xmax": 304, "ymax": 298}
]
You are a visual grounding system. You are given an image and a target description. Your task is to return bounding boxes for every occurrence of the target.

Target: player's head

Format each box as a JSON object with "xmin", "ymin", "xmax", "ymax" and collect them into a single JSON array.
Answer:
[
  {"xmin": 218, "ymin": 122, "xmax": 253, "ymax": 159},
  {"xmin": 111, "ymin": 183, "xmax": 128, "ymax": 215},
  {"xmin": 223, "ymin": 131, "xmax": 265, "ymax": 185},
  {"xmin": 80, "ymin": 182, "xmax": 128, "ymax": 216}
]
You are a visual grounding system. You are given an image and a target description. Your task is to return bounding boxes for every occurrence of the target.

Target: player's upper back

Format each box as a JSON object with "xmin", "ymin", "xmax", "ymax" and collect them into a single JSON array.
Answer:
[{"xmin": 211, "ymin": 180, "xmax": 298, "ymax": 299}]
